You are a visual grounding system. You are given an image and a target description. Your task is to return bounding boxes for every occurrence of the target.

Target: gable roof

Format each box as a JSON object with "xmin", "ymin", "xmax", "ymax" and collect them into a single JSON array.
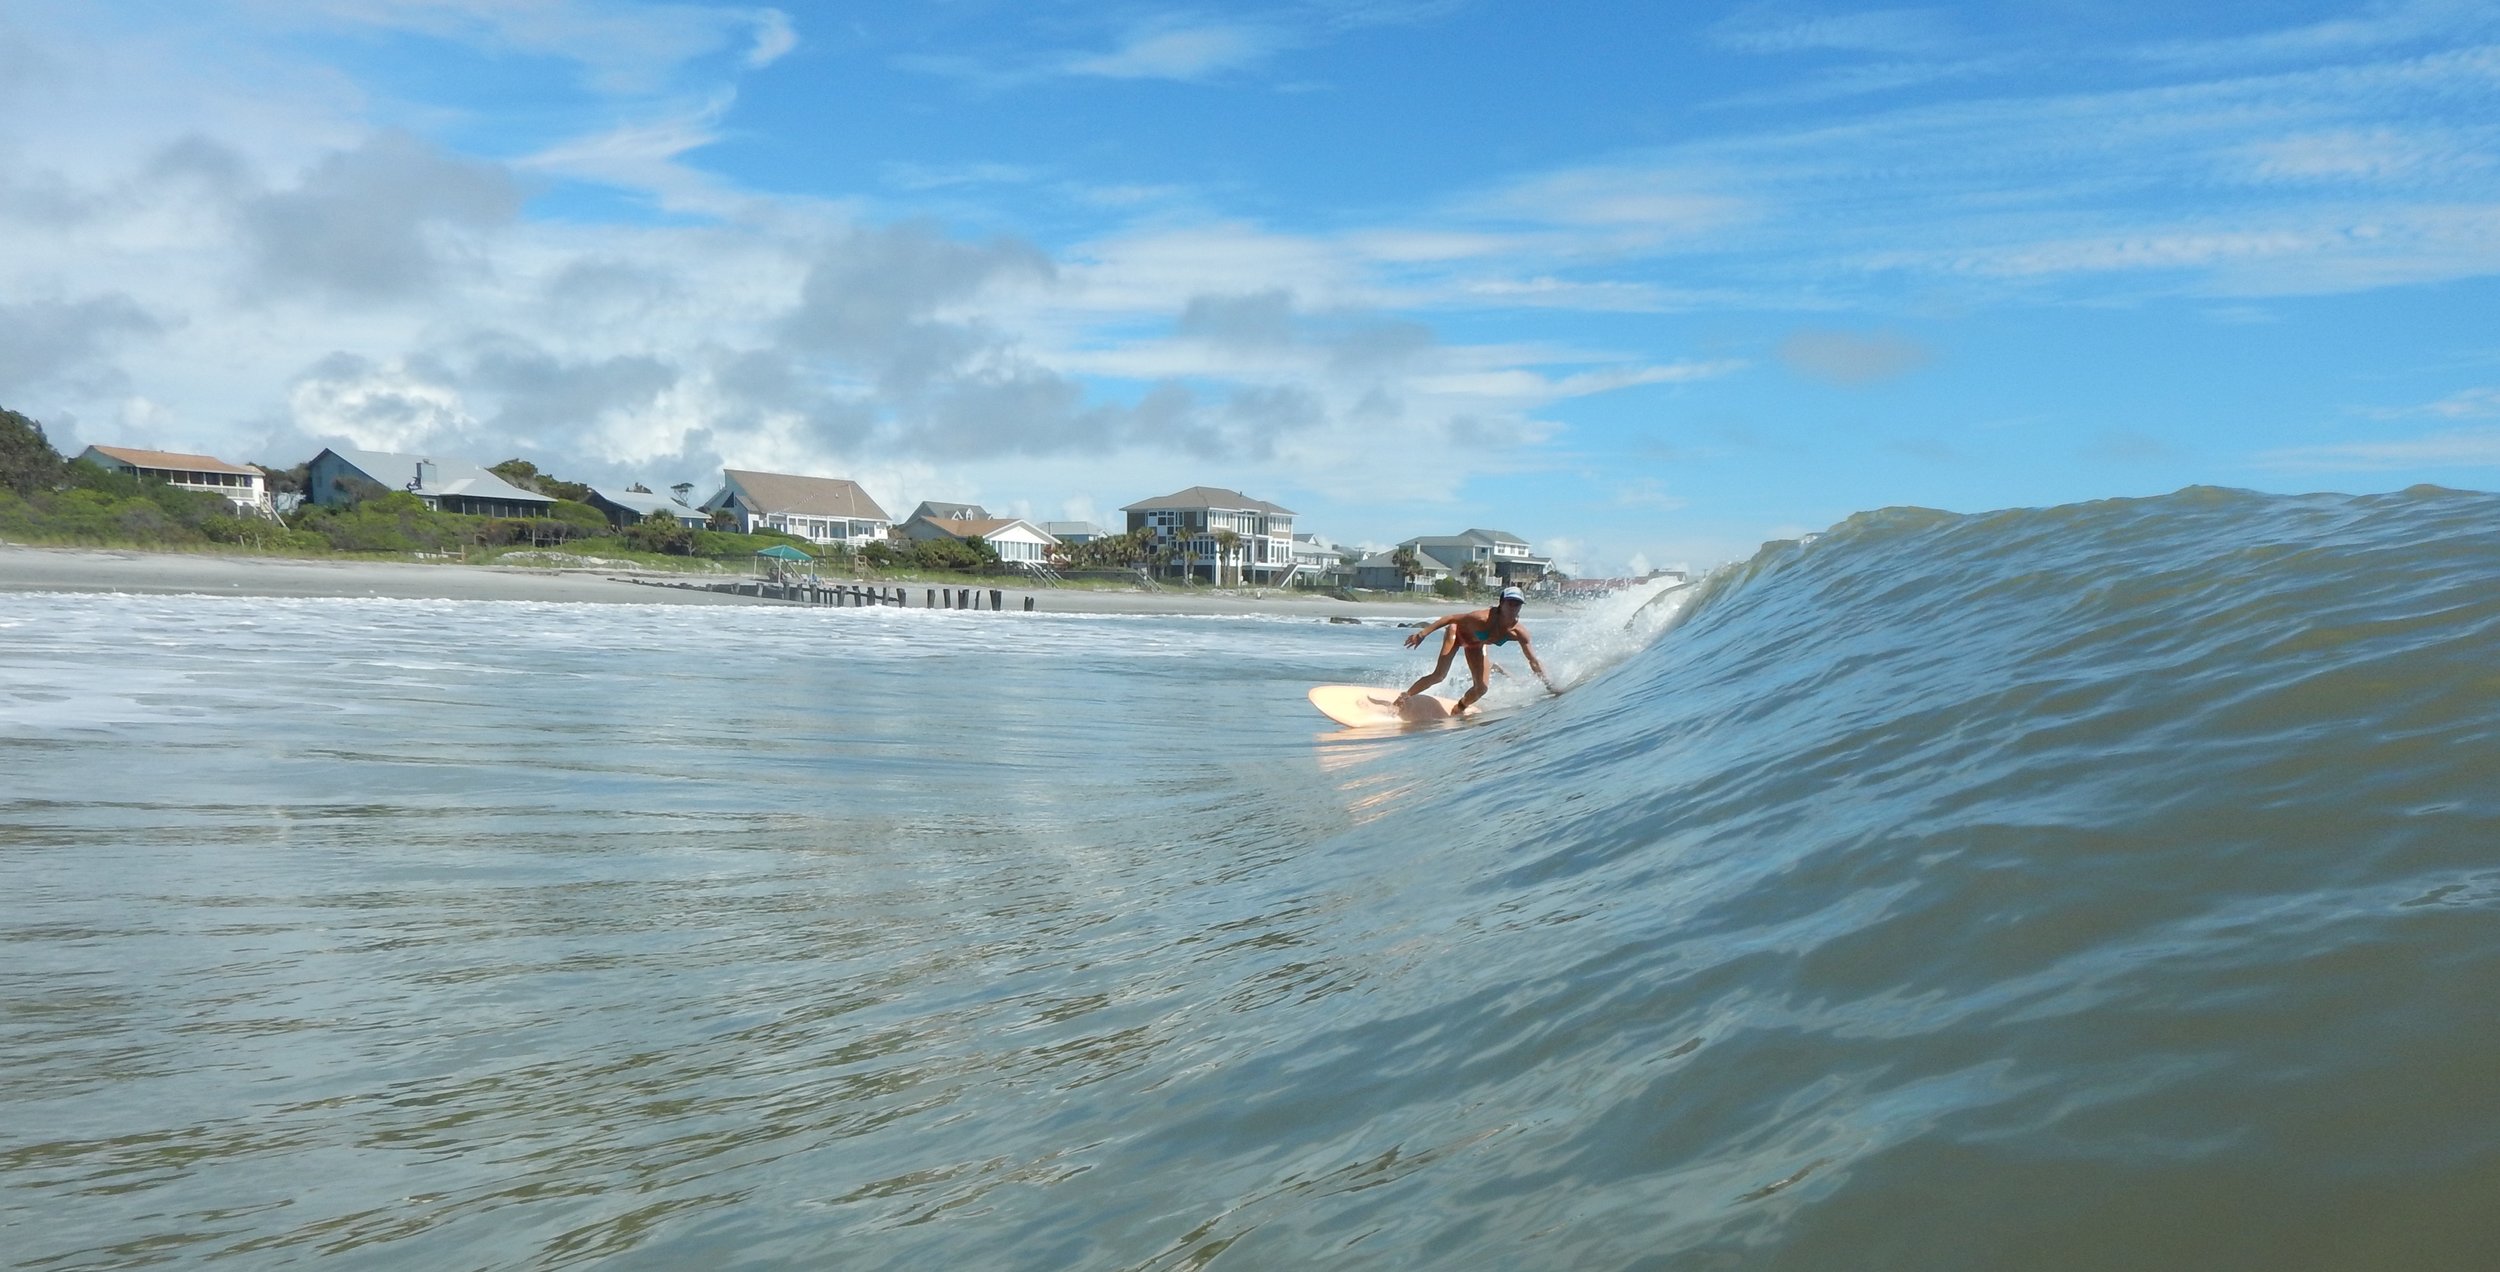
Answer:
[
  {"xmin": 910, "ymin": 500, "xmax": 988, "ymax": 521},
  {"xmin": 908, "ymin": 515, "xmax": 1057, "ymax": 543},
  {"xmin": 1355, "ymin": 549, "xmax": 1449, "ymax": 573},
  {"xmin": 717, "ymin": 469, "xmax": 892, "ymax": 521},
  {"xmin": 83, "ymin": 445, "xmax": 260, "ymax": 476},
  {"xmin": 319, "ymin": 446, "xmax": 551, "ymax": 505},
  {"xmin": 1120, "ymin": 485, "xmax": 1295, "ymax": 516},
  {"xmin": 590, "ymin": 487, "xmax": 701, "ymax": 519},
  {"xmin": 1403, "ymin": 528, "xmax": 1530, "ymax": 549}
]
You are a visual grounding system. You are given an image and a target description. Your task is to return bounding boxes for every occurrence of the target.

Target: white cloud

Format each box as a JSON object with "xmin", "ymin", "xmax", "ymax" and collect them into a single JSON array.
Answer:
[
  {"xmin": 745, "ymin": 9, "xmax": 797, "ymax": 68},
  {"xmin": 2230, "ymin": 127, "xmax": 2488, "ymax": 184},
  {"xmin": 1473, "ymin": 166, "xmax": 1751, "ymax": 238},
  {"xmin": 2364, "ymin": 385, "xmax": 2500, "ymax": 419},
  {"xmin": 1451, "ymin": 39, "xmax": 2500, "ymax": 301},
  {"xmin": 1061, "ymin": 21, "xmax": 1286, "ymax": 81},
  {"xmin": 1711, "ymin": 5, "xmax": 1961, "ymax": 56},
  {"xmin": 287, "ymin": 353, "xmax": 478, "ymax": 453},
  {"xmin": 256, "ymin": 1, "xmax": 798, "ymax": 95},
  {"xmin": 517, "ymin": 94, "xmax": 757, "ymax": 215},
  {"xmin": 2132, "ymin": 0, "xmax": 2496, "ymax": 71},
  {"xmin": 14, "ymin": 0, "xmax": 2500, "ymax": 551},
  {"xmin": 2259, "ymin": 426, "xmax": 2500, "ymax": 470}
]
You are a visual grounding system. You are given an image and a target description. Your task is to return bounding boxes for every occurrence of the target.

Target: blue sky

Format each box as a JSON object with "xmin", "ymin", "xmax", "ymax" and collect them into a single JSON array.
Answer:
[{"xmin": 2, "ymin": 1, "xmax": 2496, "ymax": 572}]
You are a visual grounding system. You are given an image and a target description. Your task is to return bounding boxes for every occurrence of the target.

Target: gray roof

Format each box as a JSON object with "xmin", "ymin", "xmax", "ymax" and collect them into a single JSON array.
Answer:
[
  {"xmin": 591, "ymin": 487, "xmax": 701, "ymax": 519},
  {"xmin": 1042, "ymin": 520, "xmax": 1110, "ymax": 537},
  {"xmin": 1402, "ymin": 528, "xmax": 1530, "ymax": 550},
  {"xmin": 320, "ymin": 446, "xmax": 551, "ymax": 505},
  {"xmin": 710, "ymin": 469, "xmax": 892, "ymax": 521},
  {"xmin": 1355, "ymin": 550, "xmax": 1448, "ymax": 572},
  {"xmin": 911, "ymin": 500, "xmax": 989, "ymax": 522},
  {"xmin": 1121, "ymin": 485, "xmax": 1295, "ymax": 516}
]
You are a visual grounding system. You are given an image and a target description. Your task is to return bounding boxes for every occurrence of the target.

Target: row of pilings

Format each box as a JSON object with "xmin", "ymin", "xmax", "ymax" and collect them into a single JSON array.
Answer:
[{"xmin": 627, "ymin": 577, "xmax": 1036, "ymax": 611}]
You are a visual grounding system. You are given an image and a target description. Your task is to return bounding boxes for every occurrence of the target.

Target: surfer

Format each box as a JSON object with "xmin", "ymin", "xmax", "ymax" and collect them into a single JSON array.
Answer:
[{"xmin": 1399, "ymin": 585, "xmax": 1558, "ymax": 714}]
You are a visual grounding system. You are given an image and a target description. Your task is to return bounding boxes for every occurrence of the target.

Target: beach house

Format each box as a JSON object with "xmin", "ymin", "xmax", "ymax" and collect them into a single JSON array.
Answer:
[
  {"xmin": 1354, "ymin": 549, "xmax": 1450, "ymax": 592},
  {"xmin": 905, "ymin": 500, "xmax": 988, "ymax": 525},
  {"xmin": 304, "ymin": 447, "xmax": 553, "ymax": 518},
  {"xmin": 75, "ymin": 445, "xmax": 273, "ymax": 518},
  {"xmin": 1402, "ymin": 529, "xmax": 1551, "ymax": 587},
  {"xmin": 900, "ymin": 514, "xmax": 1060, "ymax": 567},
  {"xmin": 1121, "ymin": 486, "xmax": 1297, "ymax": 585},
  {"xmin": 585, "ymin": 486, "xmax": 707, "ymax": 529},
  {"xmin": 1042, "ymin": 520, "xmax": 1110, "ymax": 545},
  {"xmin": 1291, "ymin": 533, "xmax": 1356, "ymax": 590},
  {"xmin": 701, "ymin": 469, "xmax": 892, "ymax": 548}
]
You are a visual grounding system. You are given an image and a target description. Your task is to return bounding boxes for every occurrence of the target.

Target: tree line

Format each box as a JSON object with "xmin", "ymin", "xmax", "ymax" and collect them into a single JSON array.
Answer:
[
  {"xmin": 4, "ymin": 404, "xmax": 1466, "ymax": 589},
  {"xmin": 0, "ymin": 407, "xmax": 800, "ymax": 561}
]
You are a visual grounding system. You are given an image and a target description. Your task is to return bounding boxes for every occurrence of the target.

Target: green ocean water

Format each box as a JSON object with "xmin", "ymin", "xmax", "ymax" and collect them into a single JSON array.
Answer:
[{"xmin": 5, "ymin": 485, "xmax": 2499, "ymax": 1270}]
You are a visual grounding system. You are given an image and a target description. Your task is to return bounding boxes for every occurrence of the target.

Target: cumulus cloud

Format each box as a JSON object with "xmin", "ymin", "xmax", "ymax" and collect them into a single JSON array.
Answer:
[
  {"xmin": 239, "ymin": 132, "xmax": 524, "ymax": 303},
  {"xmin": 0, "ymin": 295, "xmax": 164, "ymax": 395},
  {"xmin": 782, "ymin": 222, "xmax": 1052, "ymax": 370},
  {"xmin": 1777, "ymin": 327, "xmax": 1931, "ymax": 385},
  {"xmin": 287, "ymin": 351, "xmax": 477, "ymax": 453},
  {"xmin": 457, "ymin": 333, "xmax": 679, "ymax": 443},
  {"xmin": 1177, "ymin": 290, "xmax": 1299, "ymax": 348}
]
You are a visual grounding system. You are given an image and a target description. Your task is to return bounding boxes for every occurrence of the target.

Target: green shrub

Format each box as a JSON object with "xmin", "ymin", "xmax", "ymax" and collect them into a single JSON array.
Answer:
[
  {"xmin": 291, "ymin": 489, "xmax": 471, "ymax": 554},
  {"xmin": 549, "ymin": 499, "xmax": 608, "ymax": 530},
  {"xmin": 621, "ymin": 512, "xmax": 696, "ymax": 555},
  {"xmin": 1, "ymin": 408, "xmax": 66, "ymax": 496}
]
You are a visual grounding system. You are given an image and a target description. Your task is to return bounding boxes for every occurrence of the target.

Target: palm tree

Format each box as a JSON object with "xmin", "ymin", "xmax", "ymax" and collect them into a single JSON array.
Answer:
[
  {"xmin": 1212, "ymin": 528, "xmax": 1241, "ymax": 587},
  {"xmin": 1390, "ymin": 545, "xmax": 1422, "ymax": 592}
]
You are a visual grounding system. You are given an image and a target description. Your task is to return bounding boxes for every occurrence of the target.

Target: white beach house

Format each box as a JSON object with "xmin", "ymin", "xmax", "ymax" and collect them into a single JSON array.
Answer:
[
  {"xmin": 76, "ymin": 445, "xmax": 273, "ymax": 517},
  {"xmin": 901, "ymin": 514, "xmax": 1060, "ymax": 566},
  {"xmin": 701, "ymin": 469, "xmax": 892, "ymax": 547},
  {"xmin": 1291, "ymin": 532, "xmax": 1357, "ymax": 589}
]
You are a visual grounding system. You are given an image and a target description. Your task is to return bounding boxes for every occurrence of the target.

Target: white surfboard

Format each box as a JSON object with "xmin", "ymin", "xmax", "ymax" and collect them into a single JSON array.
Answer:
[{"xmin": 1308, "ymin": 684, "xmax": 1457, "ymax": 727}]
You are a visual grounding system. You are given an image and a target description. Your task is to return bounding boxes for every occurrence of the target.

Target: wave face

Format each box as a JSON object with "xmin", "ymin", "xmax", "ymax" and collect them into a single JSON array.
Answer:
[
  {"xmin": 6, "ymin": 486, "xmax": 2499, "ymax": 1270},
  {"xmin": 1259, "ymin": 484, "xmax": 2500, "ymax": 1268}
]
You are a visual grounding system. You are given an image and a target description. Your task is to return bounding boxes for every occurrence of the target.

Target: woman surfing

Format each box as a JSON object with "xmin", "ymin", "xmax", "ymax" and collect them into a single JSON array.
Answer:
[{"xmin": 1398, "ymin": 586, "xmax": 1559, "ymax": 715}]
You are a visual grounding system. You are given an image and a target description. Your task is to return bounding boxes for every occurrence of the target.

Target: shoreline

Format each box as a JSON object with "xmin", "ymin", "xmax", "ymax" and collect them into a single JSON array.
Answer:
[{"xmin": 0, "ymin": 544, "xmax": 1453, "ymax": 620}]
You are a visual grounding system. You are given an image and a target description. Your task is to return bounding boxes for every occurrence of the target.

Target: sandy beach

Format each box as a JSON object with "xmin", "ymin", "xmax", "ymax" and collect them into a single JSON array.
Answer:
[{"xmin": 0, "ymin": 545, "xmax": 1450, "ymax": 620}]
